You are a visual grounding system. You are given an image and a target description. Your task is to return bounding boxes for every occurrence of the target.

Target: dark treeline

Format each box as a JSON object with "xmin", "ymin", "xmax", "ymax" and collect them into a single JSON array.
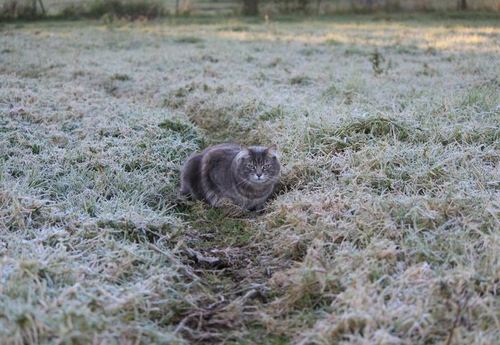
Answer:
[{"xmin": 1, "ymin": 0, "xmax": 497, "ymax": 20}]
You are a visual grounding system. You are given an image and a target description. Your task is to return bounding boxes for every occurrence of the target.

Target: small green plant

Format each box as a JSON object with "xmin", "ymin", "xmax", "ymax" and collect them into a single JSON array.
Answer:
[
  {"xmin": 174, "ymin": 36, "xmax": 203, "ymax": 44},
  {"xmin": 259, "ymin": 106, "xmax": 285, "ymax": 121},
  {"xmin": 290, "ymin": 75, "xmax": 312, "ymax": 85},
  {"xmin": 324, "ymin": 38, "xmax": 341, "ymax": 46},
  {"xmin": 110, "ymin": 73, "xmax": 131, "ymax": 81},
  {"xmin": 30, "ymin": 144, "xmax": 41, "ymax": 154},
  {"xmin": 369, "ymin": 49, "xmax": 385, "ymax": 75}
]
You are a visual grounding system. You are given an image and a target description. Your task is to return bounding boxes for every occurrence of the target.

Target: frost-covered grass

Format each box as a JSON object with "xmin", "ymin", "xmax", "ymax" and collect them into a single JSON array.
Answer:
[{"xmin": 1, "ymin": 15, "xmax": 499, "ymax": 344}]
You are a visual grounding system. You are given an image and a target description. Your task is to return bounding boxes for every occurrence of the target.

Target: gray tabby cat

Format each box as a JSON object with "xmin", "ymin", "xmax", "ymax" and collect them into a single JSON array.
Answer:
[{"xmin": 180, "ymin": 143, "xmax": 281, "ymax": 211}]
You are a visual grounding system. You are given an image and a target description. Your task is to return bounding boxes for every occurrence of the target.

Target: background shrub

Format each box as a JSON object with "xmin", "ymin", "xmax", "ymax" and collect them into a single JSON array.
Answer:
[{"xmin": 86, "ymin": 0, "xmax": 167, "ymax": 19}]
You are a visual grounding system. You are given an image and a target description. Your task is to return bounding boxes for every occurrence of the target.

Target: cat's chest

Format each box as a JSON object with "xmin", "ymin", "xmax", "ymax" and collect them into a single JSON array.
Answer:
[{"xmin": 233, "ymin": 188, "xmax": 272, "ymax": 208}]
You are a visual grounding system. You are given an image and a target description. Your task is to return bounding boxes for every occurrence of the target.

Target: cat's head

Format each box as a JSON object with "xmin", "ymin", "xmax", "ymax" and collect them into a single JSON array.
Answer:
[{"xmin": 234, "ymin": 145, "xmax": 281, "ymax": 185}]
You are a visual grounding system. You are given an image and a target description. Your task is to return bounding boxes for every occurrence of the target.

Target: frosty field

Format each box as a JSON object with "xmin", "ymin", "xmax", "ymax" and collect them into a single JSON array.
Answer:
[{"xmin": 0, "ymin": 14, "xmax": 499, "ymax": 344}]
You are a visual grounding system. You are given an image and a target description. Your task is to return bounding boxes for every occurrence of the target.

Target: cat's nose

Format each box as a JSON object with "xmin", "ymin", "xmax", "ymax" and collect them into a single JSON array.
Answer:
[{"xmin": 256, "ymin": 172, "xmax": 262, "ymax": 178}]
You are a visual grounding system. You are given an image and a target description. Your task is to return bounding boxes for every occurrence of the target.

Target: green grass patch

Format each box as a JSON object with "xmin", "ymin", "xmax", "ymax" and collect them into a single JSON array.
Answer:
[
  {"xmin": 185, "ymin": 205, "xmax": 253, "ymax": 248},
  {"xmin": 174, "ymin": 36, "xmax": 204, "ymax": 44}
]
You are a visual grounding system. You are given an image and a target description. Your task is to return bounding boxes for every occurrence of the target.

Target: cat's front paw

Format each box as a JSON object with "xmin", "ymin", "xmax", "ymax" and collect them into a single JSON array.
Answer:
[
  {"xmin": 175, "ymin": 192, "xmax": 191, "ymax": 205},
  {"xmin": 248, "ymin": 203, "xmax": 267, "ymax": 215},
  {"xmin": 217, "ymin": 198, "xmax": 246, "ymax": 217}
]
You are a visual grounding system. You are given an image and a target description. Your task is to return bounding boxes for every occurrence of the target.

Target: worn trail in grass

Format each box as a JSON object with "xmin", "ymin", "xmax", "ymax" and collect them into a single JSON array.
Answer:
[{"xmin": 1, "ymin": 15, "xmax": 499, "ymax": 344}]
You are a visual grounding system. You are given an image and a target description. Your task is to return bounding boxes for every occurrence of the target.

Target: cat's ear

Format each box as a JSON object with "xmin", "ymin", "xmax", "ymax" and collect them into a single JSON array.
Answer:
[
  {"xmin": 236, "ymin": 147, "xmax": 250, "ymax": 160},
  {"xmin": 266, "ymin": 144, "xmax": 279, "ymax": 158}
]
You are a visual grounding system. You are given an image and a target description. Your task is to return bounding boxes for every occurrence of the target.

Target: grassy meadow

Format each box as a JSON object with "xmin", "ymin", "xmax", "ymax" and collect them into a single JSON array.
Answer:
[{"xmin": 0, "ymin": 14, "xmax": 499, "ymax": 344}]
